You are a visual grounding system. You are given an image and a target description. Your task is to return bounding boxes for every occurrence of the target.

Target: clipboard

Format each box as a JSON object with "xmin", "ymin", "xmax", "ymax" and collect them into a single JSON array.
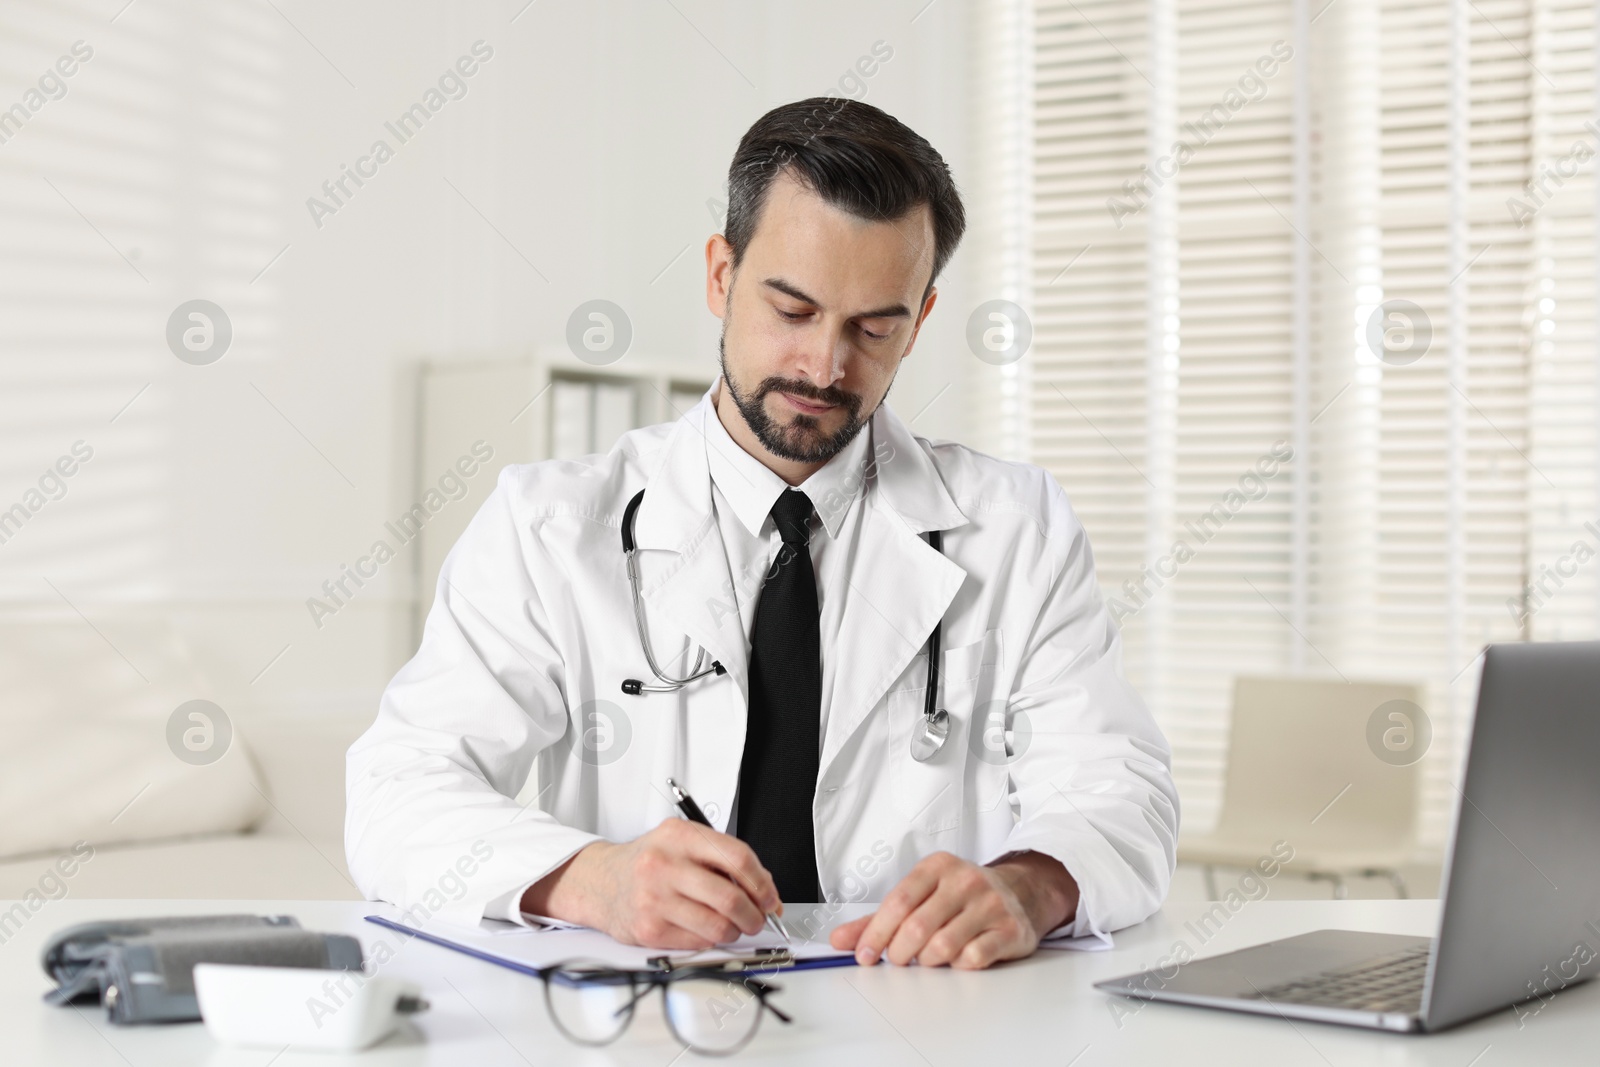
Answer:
[{"xmin": 363, "ymin": 911, "xmax": 861, "ymax": 977}]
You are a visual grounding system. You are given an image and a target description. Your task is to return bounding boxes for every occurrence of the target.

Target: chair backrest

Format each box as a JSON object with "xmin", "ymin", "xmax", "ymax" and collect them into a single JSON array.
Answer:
[{"xmin": 1213, "ymin": 675, "xmax": 1427, "ymax": 857}]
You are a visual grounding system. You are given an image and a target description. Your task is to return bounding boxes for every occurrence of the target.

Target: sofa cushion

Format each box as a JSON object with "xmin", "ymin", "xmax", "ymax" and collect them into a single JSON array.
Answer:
[{"xmin": 0, "ymin": 617, "xmax": 267, "ymax": 862}]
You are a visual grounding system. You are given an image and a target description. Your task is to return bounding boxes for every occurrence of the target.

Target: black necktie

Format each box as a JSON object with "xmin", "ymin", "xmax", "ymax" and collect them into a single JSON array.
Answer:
[{"xmin": 737, "ymin": 489, "xmax": 823, "ymax": 903}]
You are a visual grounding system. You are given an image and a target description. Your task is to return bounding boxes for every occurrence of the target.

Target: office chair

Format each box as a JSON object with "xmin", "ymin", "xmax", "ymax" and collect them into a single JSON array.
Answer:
[{"xmin": 1179, "ymin": 675, "xmax": 1427, "ymax": 900}]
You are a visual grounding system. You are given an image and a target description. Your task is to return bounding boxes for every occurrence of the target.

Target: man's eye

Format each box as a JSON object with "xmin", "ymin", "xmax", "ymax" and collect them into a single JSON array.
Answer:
[
  {"xmin": 860, "ymin": 324, "xmax": 889, "ymax": 341},
  {"xmin": 776, "ymin": 308, "xmax": 808, "ymax": 322}
]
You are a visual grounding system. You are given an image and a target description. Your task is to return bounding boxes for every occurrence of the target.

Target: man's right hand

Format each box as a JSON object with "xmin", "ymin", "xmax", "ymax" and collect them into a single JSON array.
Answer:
[{"xmin": 520, "ymin": 819, "xmax": 782, "ymax": 949}]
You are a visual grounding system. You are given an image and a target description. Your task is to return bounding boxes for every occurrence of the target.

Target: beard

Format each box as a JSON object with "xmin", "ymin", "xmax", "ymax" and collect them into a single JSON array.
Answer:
[{"xmin": 718, "ymin": 329, "xmax": 874, "ymax": 465}]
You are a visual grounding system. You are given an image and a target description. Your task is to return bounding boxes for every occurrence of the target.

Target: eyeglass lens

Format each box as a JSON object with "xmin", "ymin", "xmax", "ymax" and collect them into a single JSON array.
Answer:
[
  {"xmin": 544, "ymin": 971, "xmax": 636, "ymax": 1046},
  {"xmin": 543, "ymin": 962, "xmax": 773, "ymax": 1056},
  {"xmin": 663, "ymin": 975, "xmax": 766, "ymax": 1054}
]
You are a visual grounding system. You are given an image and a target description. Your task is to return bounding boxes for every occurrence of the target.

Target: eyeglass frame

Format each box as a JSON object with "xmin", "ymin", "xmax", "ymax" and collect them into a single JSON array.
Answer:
[{"xmin": 538, "ymin": 957, "xmax": 794, "ymax": 1056}]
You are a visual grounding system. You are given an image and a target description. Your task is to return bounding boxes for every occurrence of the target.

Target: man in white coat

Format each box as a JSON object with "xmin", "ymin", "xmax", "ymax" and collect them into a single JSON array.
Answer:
[{"xmin": 347, "ymin": 97, "xmax": 1179, "ymax": 970}]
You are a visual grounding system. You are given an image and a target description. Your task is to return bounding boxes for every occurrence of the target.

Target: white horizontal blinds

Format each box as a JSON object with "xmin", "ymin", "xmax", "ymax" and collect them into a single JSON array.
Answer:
[
  {"xmin": 1029, "ymin": 0, "xmax": 1154, "ymax": 682},
  {"xmin": 1028, "ymin": 0, "xmax": 1299, "ymax": 828},
  {"xmin": 966, "ymin": 0, "xmax": 1034, "ymax": 463},
  {"xmin": 1456, "ymin": 0, "xmax": 1535, "ymax": 664},
  {"xmin": 1022, "ymin": 0, "xmax": 1597, "ymax": 852},
  {"xmin": 1370, "ymin": 0, "xmax": 1454, "ymax": 686},
  {"xmin": 1524, "ymin": 0, "xmax": 1599, "ymax": 641},
  {"xmin": 0, "ymin": 5, "xmax": 284, "ymax": 600},
  {"xmin": 1161, "ymin": 0, "xmax": 1297, "ymax": 829},
  {"xmin": 1371, "ymin": 0, "xmax": 1542, "ymax": 847},
  {"xmin": 1306, "ymin": 0, "xmax": 1384, "ymax": 682}
]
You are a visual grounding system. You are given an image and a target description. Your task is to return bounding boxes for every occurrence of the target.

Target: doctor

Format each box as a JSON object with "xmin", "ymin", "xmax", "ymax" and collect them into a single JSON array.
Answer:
[{"xmin": 347, "ymin": 98, "xmax": 1178, "ymax": 970}]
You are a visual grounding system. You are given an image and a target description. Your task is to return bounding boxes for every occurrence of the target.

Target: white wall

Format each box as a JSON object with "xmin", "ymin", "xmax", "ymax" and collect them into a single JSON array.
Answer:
[{"xmin": 0, "ymin": 0, "xmax": 982, "ymax": 735}]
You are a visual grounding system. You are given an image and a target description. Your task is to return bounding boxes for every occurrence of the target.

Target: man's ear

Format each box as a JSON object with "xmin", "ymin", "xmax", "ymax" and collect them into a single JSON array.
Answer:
[
  {"xmin": 706, "ymin": 234, "xmax": 734, "ymax": 319},
  {"xmin": 900, "ymin": 285, "xmax": 939, "ymax": 359}
]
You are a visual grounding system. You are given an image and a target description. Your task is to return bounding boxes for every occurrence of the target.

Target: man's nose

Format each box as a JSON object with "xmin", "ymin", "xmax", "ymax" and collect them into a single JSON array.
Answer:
[{"xmin": 790, "ymin": 320, "xmax": 847, "ymax": 389}]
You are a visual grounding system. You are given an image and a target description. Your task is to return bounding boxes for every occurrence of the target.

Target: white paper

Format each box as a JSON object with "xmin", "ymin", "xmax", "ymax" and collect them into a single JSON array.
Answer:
[{"xmin": 375, "ymin": 905, "xmax": 851, "ymax": 973}]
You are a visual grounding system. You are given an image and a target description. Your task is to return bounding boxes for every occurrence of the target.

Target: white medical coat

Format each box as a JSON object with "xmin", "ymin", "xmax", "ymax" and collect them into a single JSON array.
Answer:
[{"xmin": 345, "ymin": 393, "xmax": 1179, "ymax": 936}]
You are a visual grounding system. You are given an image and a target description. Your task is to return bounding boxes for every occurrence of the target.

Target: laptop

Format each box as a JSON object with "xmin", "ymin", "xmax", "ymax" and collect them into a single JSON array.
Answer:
[{"xmin": 1096, "ymin": 641, "xmax": 1600, "ymax": 1033}]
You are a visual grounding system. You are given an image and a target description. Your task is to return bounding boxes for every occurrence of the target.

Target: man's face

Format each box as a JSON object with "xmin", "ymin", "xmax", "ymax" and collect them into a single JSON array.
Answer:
[{"xmin": 706, "ymin": 171, "xmax": 938, "ymax": 465}]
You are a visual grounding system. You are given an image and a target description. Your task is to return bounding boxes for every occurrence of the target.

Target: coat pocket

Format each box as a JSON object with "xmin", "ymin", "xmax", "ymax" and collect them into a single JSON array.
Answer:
[{"xmin": 885, "ymin": 629, "xmax": 1004, "ymax": 834}]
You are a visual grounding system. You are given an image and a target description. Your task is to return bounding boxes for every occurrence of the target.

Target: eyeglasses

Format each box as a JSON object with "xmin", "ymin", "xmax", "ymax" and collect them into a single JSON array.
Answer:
[{"xmin": 539, "ymin": 957, "xmax": 794, "ymax": 1056}]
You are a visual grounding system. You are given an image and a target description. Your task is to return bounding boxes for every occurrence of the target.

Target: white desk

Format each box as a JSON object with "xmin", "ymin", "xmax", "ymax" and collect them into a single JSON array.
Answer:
[{"xmin": 5, "ymin": 898, "xmax": 1595, "ymax": 1065}]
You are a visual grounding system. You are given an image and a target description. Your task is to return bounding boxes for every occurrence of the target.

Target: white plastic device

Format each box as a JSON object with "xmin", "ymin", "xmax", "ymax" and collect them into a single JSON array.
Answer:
[{"xmin": 194, "ymin": 963, "xmax": 427, "ymax": 1051}]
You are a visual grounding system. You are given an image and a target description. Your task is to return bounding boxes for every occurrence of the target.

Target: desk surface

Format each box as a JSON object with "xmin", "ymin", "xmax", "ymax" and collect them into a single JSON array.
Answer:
[{"xmin": 4, "ymin": 897, "xmax": 1594, "ymax": 1065}]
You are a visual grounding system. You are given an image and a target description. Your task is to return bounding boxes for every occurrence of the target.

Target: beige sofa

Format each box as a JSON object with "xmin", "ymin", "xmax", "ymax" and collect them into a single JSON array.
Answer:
[
  {"xmin": 0, "ymin": 709, "xmax": 366, "ymax": 901},
  {"xmin": 0, "ymin": 620, "xmax": 366, "ymax": 902}
]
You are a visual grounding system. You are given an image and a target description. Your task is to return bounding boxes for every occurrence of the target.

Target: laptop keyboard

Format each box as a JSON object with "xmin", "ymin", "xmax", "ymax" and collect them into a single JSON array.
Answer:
[{"xmin": 1244, "ymin": 944, "xmax": 1430, "ymax": 1014}]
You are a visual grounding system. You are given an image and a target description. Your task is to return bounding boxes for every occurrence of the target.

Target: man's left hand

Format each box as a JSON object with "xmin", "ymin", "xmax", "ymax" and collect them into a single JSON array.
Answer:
[{"xmin": 828, "ymin": 851, "xmax": 1079, "ymax": 970}]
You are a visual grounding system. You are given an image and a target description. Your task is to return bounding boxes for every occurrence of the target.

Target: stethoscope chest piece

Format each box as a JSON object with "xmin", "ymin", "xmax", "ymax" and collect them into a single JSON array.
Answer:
[{"xmin": 909, "ymin": 706, "xmax": 949, "ymax": 762}]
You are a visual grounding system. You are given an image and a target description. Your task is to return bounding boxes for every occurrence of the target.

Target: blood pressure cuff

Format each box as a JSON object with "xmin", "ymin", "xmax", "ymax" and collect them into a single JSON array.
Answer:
[{"xmin": 41, "ymin": 914, "xmax": 364, "ymax": 1024}]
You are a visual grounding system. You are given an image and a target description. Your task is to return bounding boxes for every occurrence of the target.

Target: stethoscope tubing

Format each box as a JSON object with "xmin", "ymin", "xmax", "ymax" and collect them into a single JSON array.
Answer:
[
  {"xmin": 618, "ymin": 488, "xmax": 944, "ymax": 732},
  {"xmin": 921, "ymin": 529, "xmax": 943, "ymax": 727},
  {"xmin": 620, "ymin": 492, "xmax": 722, "ymax": 693}
]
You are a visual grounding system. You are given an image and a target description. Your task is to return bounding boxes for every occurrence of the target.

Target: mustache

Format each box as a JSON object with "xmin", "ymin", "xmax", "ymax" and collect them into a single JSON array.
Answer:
[{"xmin": 754, "ymin": 377, "xmax": 860, "ymax": 411}]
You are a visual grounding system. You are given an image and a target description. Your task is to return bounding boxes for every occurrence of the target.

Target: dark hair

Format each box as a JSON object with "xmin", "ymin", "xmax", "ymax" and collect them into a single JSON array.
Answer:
[{"xmin": 723, "ymin": 97, "xmax": 966, "ymax": 297}]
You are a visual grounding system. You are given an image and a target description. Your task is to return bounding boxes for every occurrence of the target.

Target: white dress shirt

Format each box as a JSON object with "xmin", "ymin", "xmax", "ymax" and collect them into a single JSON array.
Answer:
[{"xmin": 702, "ymin": 390, "xmax": 877, "ymax": 756}]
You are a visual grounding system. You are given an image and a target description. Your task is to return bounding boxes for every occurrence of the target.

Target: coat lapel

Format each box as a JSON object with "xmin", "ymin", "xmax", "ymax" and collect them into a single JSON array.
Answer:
[
  {"xmin": 631, "ymin": 399, "xmax": 751, "ymax": 702},
  {"xmin": 818, "ymin": 404, "xmax": 969, "ymax": 774}
]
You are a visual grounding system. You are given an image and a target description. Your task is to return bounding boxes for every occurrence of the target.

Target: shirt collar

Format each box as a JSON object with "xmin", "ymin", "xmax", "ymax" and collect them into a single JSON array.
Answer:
[{"xmin": 703, "ymin": 383, "xmax": 874, "ymax": 541}]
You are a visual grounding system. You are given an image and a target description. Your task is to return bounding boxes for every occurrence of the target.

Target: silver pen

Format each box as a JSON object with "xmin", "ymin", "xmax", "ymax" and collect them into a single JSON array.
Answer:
[{"xmin": 666, "ymin": 778, "xmax": 791, "ymax": 944}]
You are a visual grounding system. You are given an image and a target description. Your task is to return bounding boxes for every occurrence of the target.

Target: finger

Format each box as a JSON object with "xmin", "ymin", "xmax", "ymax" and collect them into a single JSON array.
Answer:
[
  {"xmin": 675, "ymin": 862, "xmax": 767, "ymax": 936},
  {"xmin": 677, "ymin": 824, "xmax": 780, "ymax": 913},
  {"xmin": 952, "ymin": 929, "xmax": 1017, "ymax": 971},
  {"xmin": 855, "ymin": 861, "xmax": 944, "ymax": 965},
  {"xmin": 659, "ymin": 891, "xmax": 744, "ymax": 946},
  {"xmin": 884, "ymin": 882, "xmax": 967, "ymax": 966},
  {"xmin": 829, "ymin": 914, "xmax": 872, "ymax": 951},
  {"xmin": 913, "ymin": 903, "xmax": 993, "ymax": 968},
  {"xmin": 623, "ymin": 913, "xmax": 720, "ymax": 951}
]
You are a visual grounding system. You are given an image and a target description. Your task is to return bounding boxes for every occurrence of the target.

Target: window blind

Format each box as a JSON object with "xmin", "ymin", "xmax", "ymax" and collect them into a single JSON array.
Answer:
[{"xmin": 1018, "ymin": 0, "xmax": 1598, "ymax": 850}]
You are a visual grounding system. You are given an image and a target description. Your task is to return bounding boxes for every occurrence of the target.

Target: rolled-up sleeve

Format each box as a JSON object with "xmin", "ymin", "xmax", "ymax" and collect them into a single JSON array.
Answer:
[
  {"xmin": 345, "ymin": 467, "xmax": 598, "ymax": 925},
  {"xmin": 983, "ymin": 479, "xmax": 1180, "ymax": 937}
]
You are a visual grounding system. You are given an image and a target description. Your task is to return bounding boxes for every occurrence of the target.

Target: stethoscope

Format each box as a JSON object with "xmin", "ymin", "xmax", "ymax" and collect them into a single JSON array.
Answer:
[{"xmin": 616, "ymin": 487, "xmax": 952, "ymax": 762}]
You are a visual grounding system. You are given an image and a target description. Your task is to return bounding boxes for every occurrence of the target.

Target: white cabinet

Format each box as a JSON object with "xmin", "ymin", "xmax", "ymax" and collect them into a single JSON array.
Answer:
[{"xmin": 412, "ymin": 349, "xmax": 712, "ymax": 640}]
